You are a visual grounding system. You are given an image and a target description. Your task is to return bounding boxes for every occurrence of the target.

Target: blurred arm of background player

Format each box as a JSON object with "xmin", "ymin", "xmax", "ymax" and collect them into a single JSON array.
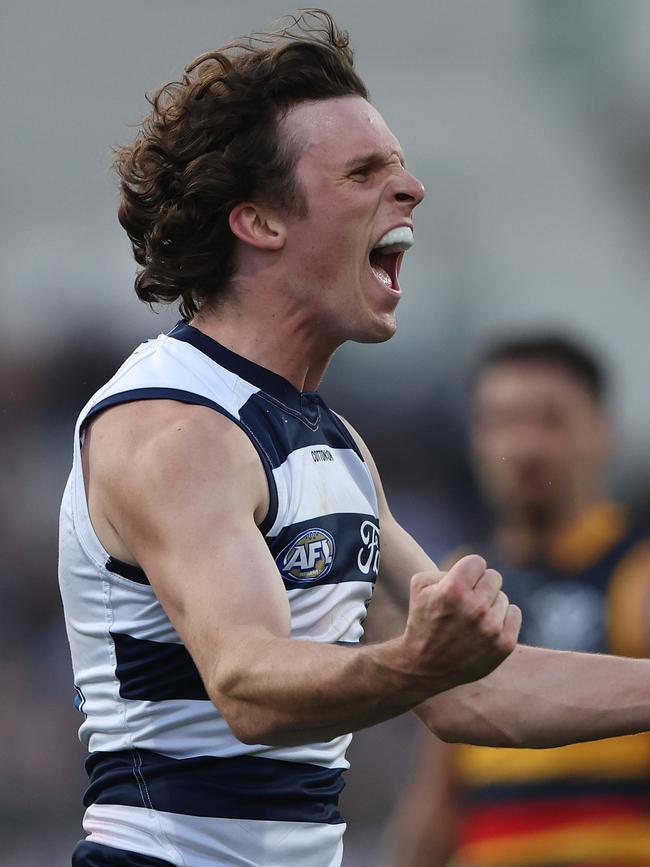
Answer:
[
  {"xmin": 352, "ymin": 424, "xmax": 650, "ymax": 748},
  {"xmin": 379, "ymin": 732, "xmax": 458, "ymax": 867}
]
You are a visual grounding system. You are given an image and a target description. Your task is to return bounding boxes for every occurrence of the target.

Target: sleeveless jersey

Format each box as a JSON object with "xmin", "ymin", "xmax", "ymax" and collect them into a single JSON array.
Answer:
[
  {"xmin": 58, "ymin": 321, "xmax": 381, "ymax": 867},
  {"xmin": 454, "ymin": 504, "xmax": 650, "ymax": 867}
]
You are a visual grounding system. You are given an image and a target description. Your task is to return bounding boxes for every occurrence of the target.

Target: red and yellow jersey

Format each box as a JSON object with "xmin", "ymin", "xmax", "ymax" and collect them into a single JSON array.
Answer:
[{"xmin": 455, "ymin": 503, "xmax": 650, "ymax": 867}]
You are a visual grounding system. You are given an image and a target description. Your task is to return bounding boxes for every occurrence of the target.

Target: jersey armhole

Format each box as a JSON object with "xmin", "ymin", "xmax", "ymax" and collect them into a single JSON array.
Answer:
[
  {"xmin": 328, "ymin": 411, "xmax": 364, "ymax": 461},
  {"xmin": 80, "ymin": 387, "xmax": 279, "ymax": 536}
]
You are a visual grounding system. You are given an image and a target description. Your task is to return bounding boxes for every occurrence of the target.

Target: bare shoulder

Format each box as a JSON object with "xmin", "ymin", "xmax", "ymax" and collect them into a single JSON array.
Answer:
[
  {"xmin": 86, "ymin": 399, "xmax": 270, "ymax": 535},
  {"xmin": 89, "ymin": 398, "xmax": 257, "ymax": 468}
]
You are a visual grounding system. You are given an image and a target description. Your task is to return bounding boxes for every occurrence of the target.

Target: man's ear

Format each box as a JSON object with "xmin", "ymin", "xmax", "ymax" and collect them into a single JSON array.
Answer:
[{"xmin": 228, "ymin": 202, "xmax": 287, "ymax": 251}]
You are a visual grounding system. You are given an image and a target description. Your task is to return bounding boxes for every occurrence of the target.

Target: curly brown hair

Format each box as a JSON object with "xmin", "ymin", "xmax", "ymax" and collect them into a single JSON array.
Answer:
[{"xmin": 113, "ymin": 9, "xmax": 368, "ymax": 320}]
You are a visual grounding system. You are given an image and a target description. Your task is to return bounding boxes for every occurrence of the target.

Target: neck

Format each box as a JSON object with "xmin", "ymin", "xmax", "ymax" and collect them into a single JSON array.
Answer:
[
  {"xmin": 493, "ymin": 491, "xmax": 601, "ymax": 567},
  {"xmin": 192, "ymin": 283, "xmax": 338, "ymax": 393}
]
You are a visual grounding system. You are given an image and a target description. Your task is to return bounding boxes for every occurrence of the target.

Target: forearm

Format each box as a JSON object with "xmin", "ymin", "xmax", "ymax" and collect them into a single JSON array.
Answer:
[
  {"xmin": 210, "ymin": 551, "xmax": 520, "ymax": 746},
  {"xmin": 210, "ymin": 632, "xmax": 445, "ymax": 745},
  {"xmin": 421, "ymin": 643, "xmax": 650, "ymax": 748}
]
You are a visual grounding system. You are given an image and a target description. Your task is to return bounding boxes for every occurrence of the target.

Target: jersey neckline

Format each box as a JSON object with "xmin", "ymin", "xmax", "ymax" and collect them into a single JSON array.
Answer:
[{"xmin": 168, "ymin": 321, "xmax": 321, "ymax": 422}]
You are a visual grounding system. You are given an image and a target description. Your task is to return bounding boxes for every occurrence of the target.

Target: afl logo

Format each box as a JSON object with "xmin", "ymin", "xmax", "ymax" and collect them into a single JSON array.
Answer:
[{"xmin": 277, "ymin": 528, "xmax": 336, "ymax": 583}]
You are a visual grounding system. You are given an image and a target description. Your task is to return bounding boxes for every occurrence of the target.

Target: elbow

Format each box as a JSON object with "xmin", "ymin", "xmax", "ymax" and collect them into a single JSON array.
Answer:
[
  {"xmin": 207, "ymin": 672, "xmax": 307, "ymax": 747},
  {"xmin": 219, "ymin": 704, "xmax": 310, "ymax": 747},
  {"xmin": 221, "ymin": 707, "xmax": 264, "ymax": 745},
  {"xmin": 206, "ymin": 686, "xmax": 275, "ymax": 746},
  {"xmin": 209, "ymin": 692, "xmax": 277, "ymax": 745},
  {"xmin": 205, "ymin": 668, "xmax": 262, "ymax": 744},
  {"xmin": 237, "ymin": 726, "xmax": 313, "ymax": 748},
  {"xmin": 228, "ymin": 719, "xmax": 272, "ymax": 746}
]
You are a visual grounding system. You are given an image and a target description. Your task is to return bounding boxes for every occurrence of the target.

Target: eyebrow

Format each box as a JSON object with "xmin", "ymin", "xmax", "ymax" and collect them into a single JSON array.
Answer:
[{"xmin": 343, "ymin": 150, "xmax": 406, "ymax": 170}]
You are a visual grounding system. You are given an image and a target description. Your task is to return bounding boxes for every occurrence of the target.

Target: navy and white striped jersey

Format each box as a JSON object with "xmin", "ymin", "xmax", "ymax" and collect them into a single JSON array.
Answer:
[{"xmin": 59, "ymin": 321, "xmax": 380, "ymax": 867}]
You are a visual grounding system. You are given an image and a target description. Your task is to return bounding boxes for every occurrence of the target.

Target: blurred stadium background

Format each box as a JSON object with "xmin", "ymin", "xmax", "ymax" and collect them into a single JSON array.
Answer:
[{"xmin": 3, "ymin": 1, "xmax": 650, "ymax": 864}]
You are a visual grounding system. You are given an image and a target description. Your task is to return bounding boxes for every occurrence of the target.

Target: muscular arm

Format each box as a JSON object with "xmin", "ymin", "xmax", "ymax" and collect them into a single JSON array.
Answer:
[
  {"xmin": 86, "ymin": 400, "xmax": 518, "ymax": 747},
  {"xmin": 350, "ymin": 427, "xmax": 650, "ymax": 748}
]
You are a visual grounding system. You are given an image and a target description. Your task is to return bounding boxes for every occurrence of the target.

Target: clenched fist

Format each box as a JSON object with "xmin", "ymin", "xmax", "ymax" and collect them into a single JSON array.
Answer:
[{"xmin": 400, "ymin": 554, "xmax": 521, "ymax": 691}]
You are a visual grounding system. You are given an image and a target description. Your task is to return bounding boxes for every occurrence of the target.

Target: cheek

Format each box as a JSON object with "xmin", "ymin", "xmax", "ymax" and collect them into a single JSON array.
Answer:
[
  {"xmin": 538, "ymin": 438, "xmax": 593, "ymax": 479},
  {"xmin": 473, "ymin": 429, "xmax": 518, "ymax": 461},
  {"xmin": 565, "ymin": 438, "xmax": 602, "ymax": 470},
  {"xmin": 472, "ymin": 440, "xmax": 512, "ymax": 482},
  {"xmin": 317, "ymin": 222, "xmax": 366, "ymax": 270}
]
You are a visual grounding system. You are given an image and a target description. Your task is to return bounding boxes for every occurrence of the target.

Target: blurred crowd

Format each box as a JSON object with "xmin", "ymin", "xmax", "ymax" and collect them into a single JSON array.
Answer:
[{"xmin": 1, "ymin": 336, "xmax": 126, "ymax": 864}]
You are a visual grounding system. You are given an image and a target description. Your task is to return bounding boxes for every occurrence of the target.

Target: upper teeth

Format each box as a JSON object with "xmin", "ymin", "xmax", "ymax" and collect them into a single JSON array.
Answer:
[{"xmin": 373, "ymin": 226, "xmax": 414, "ymax": 253}]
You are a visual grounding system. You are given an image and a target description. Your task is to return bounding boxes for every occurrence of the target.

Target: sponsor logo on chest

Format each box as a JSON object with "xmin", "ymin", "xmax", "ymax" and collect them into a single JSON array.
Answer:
[
  {"xmin": 277, "ymin": 529, "xmax": 336, "ymax": 583},
  {"xmin": 311, "ymin": 448, "xmax": 334, "ymax": 463},
  {"xmin": 275, "ymin": 520, "xmax": 381, "ymax": 584},
  {"xmin": 358, "ymin": 520, "xmax": 380, "ymax": 577}
]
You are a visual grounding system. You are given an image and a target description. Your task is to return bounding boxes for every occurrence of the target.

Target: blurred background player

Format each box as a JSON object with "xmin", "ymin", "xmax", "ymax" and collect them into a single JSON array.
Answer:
[{"xmin": 385, "ymin": 333, "xmax": 650, "ymax": 867}]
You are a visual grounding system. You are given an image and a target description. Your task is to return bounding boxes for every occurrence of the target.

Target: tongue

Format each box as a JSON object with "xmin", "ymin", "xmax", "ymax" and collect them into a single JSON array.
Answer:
[
  {"xmin": 372, "ymin": 264, "xmax": 393, "ymax": 288},
  {"xmin": 370, "ymin": 251, "xmax": 400, "ymax": 291}
]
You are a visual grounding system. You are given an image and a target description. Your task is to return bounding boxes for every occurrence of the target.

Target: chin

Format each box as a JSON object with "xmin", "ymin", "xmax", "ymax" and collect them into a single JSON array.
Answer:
[{"xmin": 351, "ymin": 312, "xmax": 398, "ymax": 345}]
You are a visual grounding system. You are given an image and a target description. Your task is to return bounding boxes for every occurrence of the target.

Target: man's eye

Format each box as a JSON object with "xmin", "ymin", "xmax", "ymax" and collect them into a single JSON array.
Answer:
[{"xmin": 350, "ymin": 166, "xmax": 372, "ymax": 180}]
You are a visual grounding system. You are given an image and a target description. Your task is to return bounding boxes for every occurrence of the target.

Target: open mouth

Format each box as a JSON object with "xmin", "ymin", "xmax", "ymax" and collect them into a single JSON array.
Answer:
[{"xmin": 369, "ymin": 226, "xmax": 414, "ymax": 293}]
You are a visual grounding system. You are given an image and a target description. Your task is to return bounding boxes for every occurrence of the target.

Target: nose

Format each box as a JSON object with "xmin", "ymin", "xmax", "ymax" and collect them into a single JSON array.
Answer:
[{"xmin": 395, "ymin": 168, "xmax": 425, "ymax": 208}]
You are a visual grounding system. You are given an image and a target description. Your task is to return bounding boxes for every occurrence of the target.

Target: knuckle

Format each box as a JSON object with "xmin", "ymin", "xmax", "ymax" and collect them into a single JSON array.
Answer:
[
  {"xmin": 411, "ymin": 570, "xmax": 441, "ymax": 591},
  {"xmin": 479, "ymin": 615, "xmax": 501, "ymax": 640},
  {"xmin": 444, "ymin": 568, "xmax": 461, "ymax": 587},
  {"xmin": 410, "ymin": 572, "xmax": 428, "ymax": 593},
  {"xmin": 471, "ymin": 601, "xmax": 489, "ymax": 622},
  {"xmin": 441, "ymin": 578, "xmax": 463, "ymax": 604},
  {"xmin": 457, "ymin": 554, "xmax": 487, "ymax": 579}
]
